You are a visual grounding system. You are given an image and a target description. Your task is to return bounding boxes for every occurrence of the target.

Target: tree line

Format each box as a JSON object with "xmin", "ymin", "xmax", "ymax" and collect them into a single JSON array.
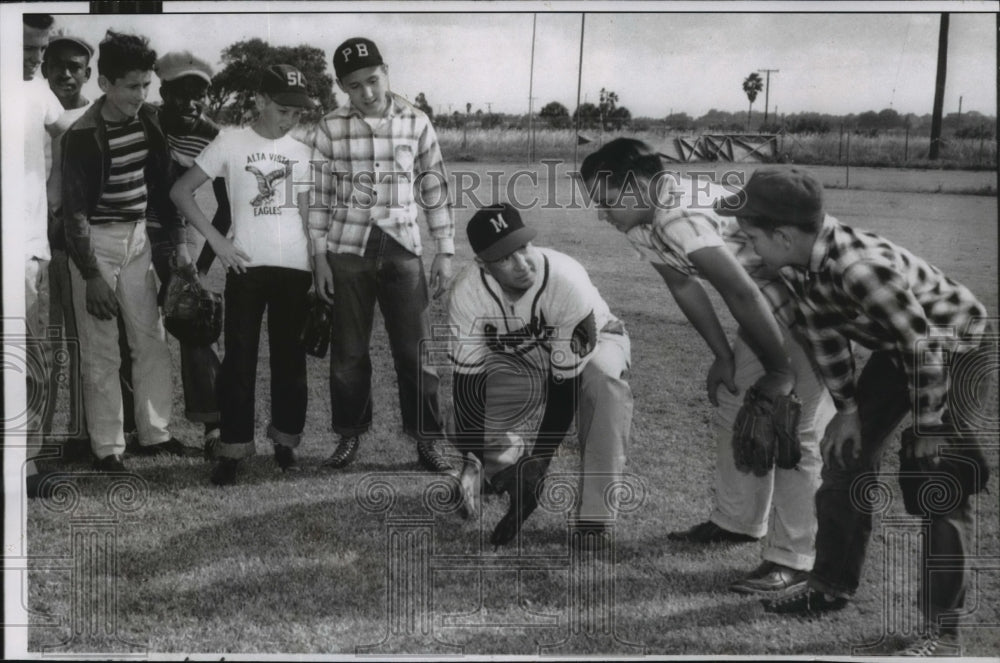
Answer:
[{"xmin": 200, "ymin": 38, "xmax": 994, "ymax": 140}]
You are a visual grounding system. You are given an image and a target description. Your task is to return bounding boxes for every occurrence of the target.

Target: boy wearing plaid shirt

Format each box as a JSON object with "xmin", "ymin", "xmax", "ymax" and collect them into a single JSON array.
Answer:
[
  {"xmin": 305, "ymin": 37, "xmax": 454, "ymax": 473},
  {"xmin": 720, "ymin": 167, "xmax": 993, "ymax": 656}
]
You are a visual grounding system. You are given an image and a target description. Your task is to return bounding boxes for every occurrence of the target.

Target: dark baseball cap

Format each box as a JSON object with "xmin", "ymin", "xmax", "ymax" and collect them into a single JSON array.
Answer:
[
  {"xmin": 715, "ymin": 167, "xmax": 825, "ymax": 226},
  {"xmin": 467, "ymin": 203, "xmax": 538, "ymax": 262},
  {"xmin": 333, "ymin": 37, "xmax": 383, "ymax": 80},
  {"xmin": 258, "ymin": 64, "xmax": 315, "ymax": 109}
]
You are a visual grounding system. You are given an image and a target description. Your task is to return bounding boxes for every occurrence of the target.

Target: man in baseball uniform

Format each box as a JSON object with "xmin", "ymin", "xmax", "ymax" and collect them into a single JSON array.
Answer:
[{"xmin": 448, "ymin": 203, "xmax": 634, "ymax": 545}]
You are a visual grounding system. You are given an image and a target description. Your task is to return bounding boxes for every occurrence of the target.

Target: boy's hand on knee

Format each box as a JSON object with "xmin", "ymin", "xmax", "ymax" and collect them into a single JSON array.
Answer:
[
  {"xmin": 313, "ymin": 257, "xmax": 335, "ymax": 305},
  {"xmin": 85, "ymin": 276, "xmax": 118, "ymax": 320},
  {"xmin": 821, "ymin": 409, "xmax": 862, "ymax": 468},
  {"xmin": 706, "ymin": 353, "xmax": 737, "ymax": 406}
]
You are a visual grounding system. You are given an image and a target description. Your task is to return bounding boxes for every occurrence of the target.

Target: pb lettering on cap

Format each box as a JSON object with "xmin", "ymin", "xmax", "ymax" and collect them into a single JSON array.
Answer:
[{"xmin": 333, "ymin": 37, "xmax": 384, "ymax": 79}]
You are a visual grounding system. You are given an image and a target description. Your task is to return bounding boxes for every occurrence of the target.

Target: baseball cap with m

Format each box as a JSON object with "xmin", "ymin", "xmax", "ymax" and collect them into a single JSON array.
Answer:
[
  {"xmin": 333, "ymin": 37, "xmax": 383, "ymax": 79},
  {"xmin": 467, "ymin": 203, "xmax": 538, "ymax": 262},
  {"xmin": 715, "ymin": 167, "xmax": 825, "ymax": 229},
  {"xmin": 258, "ymin": 64, "xmax": 315, "ymax": 109}
]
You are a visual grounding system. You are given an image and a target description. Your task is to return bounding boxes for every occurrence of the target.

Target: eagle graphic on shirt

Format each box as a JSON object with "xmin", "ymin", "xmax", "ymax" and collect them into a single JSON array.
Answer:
[{"xmin": 245, "ymin": 164, "xmax": 289, "ymax": 207}]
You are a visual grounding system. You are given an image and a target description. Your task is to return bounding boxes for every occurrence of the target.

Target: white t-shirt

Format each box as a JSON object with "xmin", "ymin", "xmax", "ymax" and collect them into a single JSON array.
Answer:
[
  {"xmin": 448, "ymin": 246, "xmax": 618, "ymax": 380},
  {"xmin": 195, "ymin": 127, "xmax": 312, "ymax": 271},
  {"xmin": 25, "ymin": 77, "xmax": 64, "ymax": 260}
]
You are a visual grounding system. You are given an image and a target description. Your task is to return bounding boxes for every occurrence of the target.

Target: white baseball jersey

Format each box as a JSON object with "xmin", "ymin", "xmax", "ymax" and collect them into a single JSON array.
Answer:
[{"xmin": 448, "ymin": 246, "xmax": 618, "ymax": 380}]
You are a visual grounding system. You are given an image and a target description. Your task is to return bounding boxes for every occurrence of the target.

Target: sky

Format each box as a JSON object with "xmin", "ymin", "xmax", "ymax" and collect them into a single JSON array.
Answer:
[{"xmin": 12, "ymin": 2, "xmax": 996, "ymax": 120}]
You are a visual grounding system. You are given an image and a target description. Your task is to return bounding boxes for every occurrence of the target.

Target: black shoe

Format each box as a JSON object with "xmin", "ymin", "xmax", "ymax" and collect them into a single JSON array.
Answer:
[
  {"xmin": 761, "ymin": 586, "xmax": 848, "ymax": 617},
  {"xmin": 93, "ymin": 454, "xmax": 127, "ymax": 473},
  {"xmin": 667, "ymin": 520, "xmax": 759, "ymax": 544},
  {"xmin": 211, "ymin": 458, "xmax": 239, "ymax": 486},
  {"xmin": 417, "ymin": 438, "xmax": 454, "ymax": 474},
  {"xmin": 26, "ymin": 471, "xmax": 56, "ymax": 499},
  {"xmin": 730, "ymin": 561, "xmax": 810, "ymax": 594},
  {"xmin": 274, "ymin": 444, "xmax": 299, "ymax": 472},
  {"xmin": 322, "ymin": 436, "xmax": 360, "ymax": 469},
  {"xmin": 131, "ymin": 437, "xmax": 192, "ymax": 457}
]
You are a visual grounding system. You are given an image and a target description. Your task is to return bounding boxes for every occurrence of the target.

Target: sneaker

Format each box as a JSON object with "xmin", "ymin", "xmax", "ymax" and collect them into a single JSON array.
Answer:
[
  {"xmin": 761, "ymin": 585, "xmax": 848, "ymax": 617},
  {"xmin": 897, "ymin": 633, "xmax": 962, "ymax": 657},
  {"xmin": 131, "ymin": 437, "xmax": 192, "ymax": 457},
  {"xmin": 322, "ymin": 435, "xmax": 360, "ymax": 469},
  {"xmin": 456, "ymin": 453, "xmax": 483, "ymax": 520},
  {"xmin": 211, "ymin": 458, "xmax": 239, "ymax": 486},
  {"xmin": 274, "ymin": 444, "xmax": 299, "ymax": 472},
  {"xmin": 730, "ymin": 561, "xmax": 809, "ymax": 594},
  {"xmin": 203, "ymin": 428, "xmax": 221, "ymax": 461},
  {"xmin": 417, "ymin": 438, "xmax": 454, "ymax": 474},
  {"xmin": 667, "ymin": 520, "xmax": 759, "ymax": 544},
  {"xmin": 93, "ymin": 454, "xmax": 127, "ymax": 473}
]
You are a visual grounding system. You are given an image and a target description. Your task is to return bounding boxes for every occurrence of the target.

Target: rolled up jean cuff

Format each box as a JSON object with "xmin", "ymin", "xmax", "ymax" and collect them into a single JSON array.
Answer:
[
  {"xmin": 268, "ymin": 424, "xmax": 302, "ymax": 449},
  {"xmin": 215, "ymin": 440, "xmax": 256, "ymax": 460},
  {"xmin": 807, "ymin": 574, "xmax": 854, "ymax": 600}
]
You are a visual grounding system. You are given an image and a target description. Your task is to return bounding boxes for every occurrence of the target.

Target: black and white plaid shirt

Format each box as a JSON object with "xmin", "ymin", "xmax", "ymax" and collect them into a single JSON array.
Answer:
[{"xmin": 779, "ymin": 215, "xmax": 988, "ymax": 426}]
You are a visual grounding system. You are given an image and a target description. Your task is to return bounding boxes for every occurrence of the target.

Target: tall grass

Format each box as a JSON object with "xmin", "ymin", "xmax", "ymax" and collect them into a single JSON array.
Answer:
[{"xmin": 436, "ymin": 128, "xmax": 997, "ymax": 170}]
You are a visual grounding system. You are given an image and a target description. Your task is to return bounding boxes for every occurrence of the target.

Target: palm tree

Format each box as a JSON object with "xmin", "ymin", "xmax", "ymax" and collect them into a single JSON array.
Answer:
[{"xmin": 743, "ymin": 72, "xmax": 764, "ymax": 132}]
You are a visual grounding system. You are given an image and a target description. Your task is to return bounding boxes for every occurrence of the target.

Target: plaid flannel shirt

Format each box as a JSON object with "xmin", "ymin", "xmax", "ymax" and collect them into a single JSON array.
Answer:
[
  {"xmin": 625, "ymin": 175, "xmax": 796, "ymax": 326},
  {"xmin": 779, "ymin": 215, "xmax": 988, "ymax": 426},
  {"xmin": 303, "ymin": 92, "xmax": 454, "ymax": 257}
]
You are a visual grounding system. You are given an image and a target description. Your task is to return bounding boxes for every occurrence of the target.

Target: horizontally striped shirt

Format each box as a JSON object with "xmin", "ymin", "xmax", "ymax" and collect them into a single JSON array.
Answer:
[
  {"xmin": 303, "ymin": 92, "xmax": 454, "ymax": 257},
  {"xmin": 779, "ymin": 214, "xmax": 989, "ymax": 426},
  {"xmin": 624, "ymin": 175, "xmax": 796, "ymax": 326},
  {"xmin": 160, "ymin": 109, "xmax": 220, "ymax": 168},
  {"xmin": 90, "ymin": 117, "xmax": 148, "ymax": 224}
]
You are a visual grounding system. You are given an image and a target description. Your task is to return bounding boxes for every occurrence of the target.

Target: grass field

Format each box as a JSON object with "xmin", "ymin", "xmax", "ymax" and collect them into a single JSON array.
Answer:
[{"xmin": 23, "ymin": 162, "xmax": 999, "ymax": 656}]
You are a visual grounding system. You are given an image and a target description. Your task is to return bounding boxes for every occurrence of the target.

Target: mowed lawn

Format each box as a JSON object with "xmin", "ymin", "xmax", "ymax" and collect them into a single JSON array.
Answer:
[{"xmin": 25, "ymin": 161, "xmax": 999, "ymax": 656}]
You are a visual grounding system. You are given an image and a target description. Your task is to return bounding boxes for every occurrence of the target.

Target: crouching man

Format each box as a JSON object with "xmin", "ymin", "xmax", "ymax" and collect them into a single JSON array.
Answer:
[{"xmin": 447, "ymin": 203, "xmax": 634, "ymax": 547}]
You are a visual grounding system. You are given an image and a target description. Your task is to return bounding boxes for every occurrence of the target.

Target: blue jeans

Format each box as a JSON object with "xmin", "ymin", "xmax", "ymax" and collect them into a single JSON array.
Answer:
[
  {"xmin": 325, "ymin": 226, "xmax": 443, "ymax": 441},
  {"xmin": 810, "ymin": 339, "xmax": 994, "ymax": 629},
  {"xmin": 215, "ymin": 267, "xmax": 311, "ymax": 459},
  {"xmin": 147, "ymin": 222, "xmax": 222, "ymax": 424}
]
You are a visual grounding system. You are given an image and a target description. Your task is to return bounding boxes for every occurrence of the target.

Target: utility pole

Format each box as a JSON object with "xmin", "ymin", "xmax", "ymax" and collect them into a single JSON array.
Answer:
[
  {"xmin": 574, "ymin": 12, "xmax": 586, "ymax": 172},
  {"xmin": 929, "ymin": 13, "xmax": 949, "ymax": 160},
  {"xmin": 528, "ymin": 12, "xmax": 537, "ymax": 164},
  {"xmin": 957, "ymin": 95, "xmax": 963, "ymax": 132},
  {"xmin": 759, "ymin": 68, "xmax": 779, "ymax": 126}
]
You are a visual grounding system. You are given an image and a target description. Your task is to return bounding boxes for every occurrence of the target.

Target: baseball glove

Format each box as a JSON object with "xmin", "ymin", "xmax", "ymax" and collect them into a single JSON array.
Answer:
[
  {"xmin": 163, "ymin": 265, "xmax": 223, "ymax": 347},
  {"xmin": 299, "ymin": 293, "xmax": 334, "ymax": 358},
  {"xmin": 732, "ymin": 386, "xmax": 803, "ymax": 476},
  {"xmin": 898, "ymin": 424, "xmax": 990, "ymax": 516}
]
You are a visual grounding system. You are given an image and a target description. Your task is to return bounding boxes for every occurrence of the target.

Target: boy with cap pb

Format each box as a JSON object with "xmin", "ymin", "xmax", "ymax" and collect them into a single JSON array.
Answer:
[
  {"xmin": 720, "ymin": 167, "xmax": 993, "ymax": 656},
  {"xmin": 303, "ymin": 37, "xmax": 455, "ymax": 473},
  {"xmin": 448, "ymin": 203, "xmax": 634, "ymax": 546},
  {"xmin": 171, "ymin": 64, "xmax": 316, "ymax": 486}
]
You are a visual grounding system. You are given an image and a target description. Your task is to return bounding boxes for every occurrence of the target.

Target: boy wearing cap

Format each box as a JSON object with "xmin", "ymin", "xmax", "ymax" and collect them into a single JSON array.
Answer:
[
  {"xmin": 151, "ymin": 50, "xmax": 233, "ymax": 452},
  {"xmin": 61, "ymin": 30, "xmax": 188, "ymax": 472},
  {"xmin": 448, "ymin": 203, "xmax": 634, "ymax": 546},
  {"xmin": 42, "ymin": 31, "xmax": 93, "ymax": 443},
  {"xmin": 304, "ymin": 37, "xmax": 455, "ymax": 473},
  {"xmin": 722, "ymin": 167, "xmax": 992, "ymax": 655},
  {"xmin": 171, "ymin": 64, "xmax": 316, "ymax": 485}
]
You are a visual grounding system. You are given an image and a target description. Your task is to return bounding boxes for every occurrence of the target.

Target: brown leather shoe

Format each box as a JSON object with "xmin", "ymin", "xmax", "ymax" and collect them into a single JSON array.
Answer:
[{"xmin": 730, "ymin": 561, "xmax": 809, "ymax": 594}]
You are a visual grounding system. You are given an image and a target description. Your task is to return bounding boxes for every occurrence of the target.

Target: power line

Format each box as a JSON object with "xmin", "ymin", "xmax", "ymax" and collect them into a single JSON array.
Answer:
[{"xmin": 758, "ymin": 68, "xmax": 779, "ymax": 126}]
